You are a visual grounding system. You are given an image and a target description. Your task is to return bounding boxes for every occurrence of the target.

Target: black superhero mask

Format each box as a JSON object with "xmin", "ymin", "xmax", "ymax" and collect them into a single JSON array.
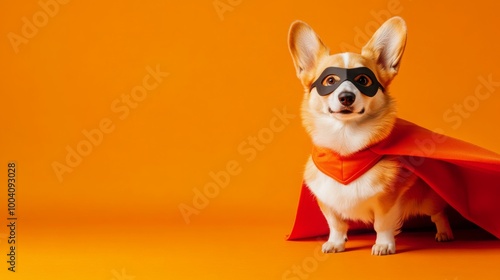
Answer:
[{"xmin": 310, "ymin": 67, "xmax": 384, "ymax": 97}]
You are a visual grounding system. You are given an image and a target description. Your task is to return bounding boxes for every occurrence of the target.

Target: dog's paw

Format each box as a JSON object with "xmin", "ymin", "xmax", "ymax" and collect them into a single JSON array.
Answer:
[
  {"xmin": 371, "ymin": 243, "xmax": 395, "ymax": 256},
  {"xmin": 435, "ymin": 232, "xmax": 454, "ymax": 242},
  {"xmin": 322, "ymin": 242, "xmax": 345, "ymax": 253}
]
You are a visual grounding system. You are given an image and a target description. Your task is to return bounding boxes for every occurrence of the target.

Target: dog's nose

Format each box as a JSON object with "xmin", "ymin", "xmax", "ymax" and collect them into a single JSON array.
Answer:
[{"xmin": 338, "ymin": 92, "xmax": 356, "ymax": 106}]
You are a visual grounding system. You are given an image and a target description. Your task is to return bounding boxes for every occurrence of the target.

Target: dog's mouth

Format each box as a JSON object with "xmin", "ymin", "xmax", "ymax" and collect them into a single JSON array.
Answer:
[{"xmin": 328, "ymin": 107, "xmax": 365, "ymax": 115}]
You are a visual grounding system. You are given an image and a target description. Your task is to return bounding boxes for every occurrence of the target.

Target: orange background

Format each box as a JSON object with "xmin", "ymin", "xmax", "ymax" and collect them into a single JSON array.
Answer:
[{"xmin": 1, "ymin": 0, "xmax": 500, "ymax": 279}]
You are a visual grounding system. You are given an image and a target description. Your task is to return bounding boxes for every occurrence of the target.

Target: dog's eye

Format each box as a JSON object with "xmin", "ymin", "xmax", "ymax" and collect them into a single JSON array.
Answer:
[
  {"xmin": 322, "ymin": 75, "xmax": 339, "ymax": 86},
  {"xmin": 355, "ymin": 74, "xmax": 372, "ymax": 87}
]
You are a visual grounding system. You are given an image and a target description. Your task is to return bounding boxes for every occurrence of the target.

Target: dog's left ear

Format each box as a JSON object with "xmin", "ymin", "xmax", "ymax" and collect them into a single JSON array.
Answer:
[
  {"xmin": 288, "ymin": 21, "xmax": 329, "ymax": 88},
  {"xmin": 362, "ymin": 17, "xmax": 407, "ymax": 81}
]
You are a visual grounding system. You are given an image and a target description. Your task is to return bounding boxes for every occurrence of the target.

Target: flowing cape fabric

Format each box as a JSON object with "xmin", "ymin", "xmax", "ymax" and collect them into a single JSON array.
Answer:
[{"xmin": 287, "ymin": 118, "xmax": 500, "ymax": 240}]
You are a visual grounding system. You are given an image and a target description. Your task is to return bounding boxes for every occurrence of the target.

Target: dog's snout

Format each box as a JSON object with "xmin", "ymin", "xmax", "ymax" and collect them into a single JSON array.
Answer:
[{"xmin": 338, "ymin": 92, "xmax": 356, "ymax": 106}]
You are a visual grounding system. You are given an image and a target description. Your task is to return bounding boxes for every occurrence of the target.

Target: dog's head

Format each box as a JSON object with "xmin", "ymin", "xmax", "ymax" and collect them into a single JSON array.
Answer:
[{"xmin": 288, "ymin": 17, "xmax": 407, "ymax": 123}]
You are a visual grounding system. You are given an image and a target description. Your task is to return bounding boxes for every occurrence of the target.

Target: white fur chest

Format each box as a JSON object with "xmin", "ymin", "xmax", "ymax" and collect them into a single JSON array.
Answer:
[{"xmin": 304, "ymin": 157, "xmax": 391, "ymax": 223}]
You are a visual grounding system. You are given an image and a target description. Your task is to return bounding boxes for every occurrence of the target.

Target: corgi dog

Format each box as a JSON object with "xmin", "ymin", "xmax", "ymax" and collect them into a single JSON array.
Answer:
[{"xmin": 288, "ymin": 17, "xmax": 454, "ymax": 255}]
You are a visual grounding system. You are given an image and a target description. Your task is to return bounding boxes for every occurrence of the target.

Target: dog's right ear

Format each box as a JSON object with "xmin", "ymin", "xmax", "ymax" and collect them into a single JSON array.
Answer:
[{"xmin": 288, "ymin": 21, "xmax": 329, "ymax": 87}]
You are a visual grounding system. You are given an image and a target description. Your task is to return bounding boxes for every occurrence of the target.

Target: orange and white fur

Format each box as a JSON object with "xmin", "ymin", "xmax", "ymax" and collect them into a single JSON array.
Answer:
[{"xmin": 288, "ymin": 17, "xmax": 454, "ymax": 255}]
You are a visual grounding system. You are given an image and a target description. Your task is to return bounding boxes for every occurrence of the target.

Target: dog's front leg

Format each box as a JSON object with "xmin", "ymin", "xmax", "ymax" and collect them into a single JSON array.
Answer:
[
  {"xmin": 372, "ymin": 205, "xmax": 402, "ymax": 256},
  {"xmin": 318, "ymin": 202, "xmax": 348, "ymax": 253}
]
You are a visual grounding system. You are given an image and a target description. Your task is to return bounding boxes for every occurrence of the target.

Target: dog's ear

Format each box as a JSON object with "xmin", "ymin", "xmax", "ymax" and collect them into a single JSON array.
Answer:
[
  {"xmin": 288, "ymin": 21, "xmax": 329, "ymax": 87},
  {"xmin": 362, "ymin": 16, "xmax": 407, "ymax": 81}
]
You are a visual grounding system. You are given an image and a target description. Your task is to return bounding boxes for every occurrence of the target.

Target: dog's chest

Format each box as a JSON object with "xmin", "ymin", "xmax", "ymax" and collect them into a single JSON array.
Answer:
[{"xmin": 305, "ymin": 158, "xmax": 396, "ymax": 221}]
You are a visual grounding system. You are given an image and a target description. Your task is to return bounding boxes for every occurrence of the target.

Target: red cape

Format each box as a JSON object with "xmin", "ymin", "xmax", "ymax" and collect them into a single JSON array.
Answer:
[{"xmin": 287, "ymin": 118, "xmax": 500, "ymax": 240}]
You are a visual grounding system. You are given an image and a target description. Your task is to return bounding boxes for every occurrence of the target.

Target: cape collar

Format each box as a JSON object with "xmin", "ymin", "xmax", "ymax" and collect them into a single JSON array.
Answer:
[{"xmin": 311, "ymin": 144, "xmax": 383, "ymax": 185}]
